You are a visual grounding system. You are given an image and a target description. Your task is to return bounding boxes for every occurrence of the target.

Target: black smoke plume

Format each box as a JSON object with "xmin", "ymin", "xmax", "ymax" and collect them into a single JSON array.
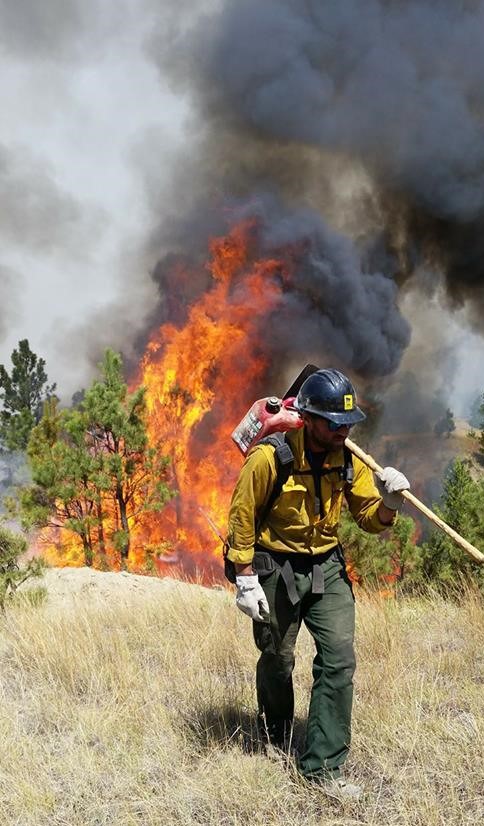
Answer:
[
  {"xmin": 144, "ymin": 194, "xmax": 410, "ymax": 379},
  {"xmin": 148, "ymin": 0, "xmax": 484, "ymax": 348}
]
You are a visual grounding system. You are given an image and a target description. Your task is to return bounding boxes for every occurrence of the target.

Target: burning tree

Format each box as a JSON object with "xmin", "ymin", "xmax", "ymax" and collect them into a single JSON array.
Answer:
[
  {"xmin": 15, "ymin": 351, "xmax": 174, "ymax": 569},
  {"xmin": 81, "ymin": 350, "xmax": 174, "ymax": 564}
]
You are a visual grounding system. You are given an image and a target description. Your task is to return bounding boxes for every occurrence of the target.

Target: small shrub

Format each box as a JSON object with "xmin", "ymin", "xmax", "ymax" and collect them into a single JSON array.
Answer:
[
  {"xmin": 0, "ymin": 525, "xmax": 45, "ymax": 610},
  {"xmin": 13, "ymin": 585, "xmax": 48, "ymax": 608}
]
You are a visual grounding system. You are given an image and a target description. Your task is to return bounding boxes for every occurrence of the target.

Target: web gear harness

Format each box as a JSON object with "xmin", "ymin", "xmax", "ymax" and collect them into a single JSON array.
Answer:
[{"xmin": 224, "ymin": 433, "xmax": 354, "ymax": 602}]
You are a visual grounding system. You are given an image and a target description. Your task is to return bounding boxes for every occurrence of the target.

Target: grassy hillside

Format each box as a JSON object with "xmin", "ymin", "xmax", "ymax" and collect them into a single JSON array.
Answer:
[{"xmin": 0, "ymin": 572, "xmax": 482, "ymax": 825}]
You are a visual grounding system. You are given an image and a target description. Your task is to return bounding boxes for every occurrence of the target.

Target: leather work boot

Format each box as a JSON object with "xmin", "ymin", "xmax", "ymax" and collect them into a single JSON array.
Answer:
[{"xmin": 319, "ymin": 775, "xmax": 363, "ymax": 802}]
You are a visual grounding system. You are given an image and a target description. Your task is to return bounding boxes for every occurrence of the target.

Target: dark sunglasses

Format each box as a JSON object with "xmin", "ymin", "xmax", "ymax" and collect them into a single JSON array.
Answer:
[{"xmin": 325, "ymin": 419, "xmax": 354, "ymax": 432}]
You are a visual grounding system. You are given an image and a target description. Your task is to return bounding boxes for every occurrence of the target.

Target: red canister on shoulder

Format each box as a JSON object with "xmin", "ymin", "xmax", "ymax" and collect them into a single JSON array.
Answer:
[{"xmin": 231, "ymin": 396, "xmax": 302, "ymax": 455}]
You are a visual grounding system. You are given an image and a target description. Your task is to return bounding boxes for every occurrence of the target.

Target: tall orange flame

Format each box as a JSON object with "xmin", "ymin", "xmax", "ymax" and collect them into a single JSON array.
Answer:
[
  {"xmin": 135, "ymin": 219, "xmax": 291, "ymax": 576},
  {"xmin": 39, "ymin": 219, "xmax": 293, "ymax": 577}
]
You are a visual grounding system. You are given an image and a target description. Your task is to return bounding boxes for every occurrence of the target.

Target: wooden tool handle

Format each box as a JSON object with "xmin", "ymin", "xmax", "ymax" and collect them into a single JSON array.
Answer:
[{"xmin": 345, "ymin": 437, "xmax": 484, "ymax": 565}]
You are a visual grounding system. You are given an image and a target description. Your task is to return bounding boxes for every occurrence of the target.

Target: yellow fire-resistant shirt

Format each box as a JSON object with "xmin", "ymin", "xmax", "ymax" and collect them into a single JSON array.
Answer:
[{"xmin": 226, "ymin": 427, "xmax": 388, "ymax": 566}]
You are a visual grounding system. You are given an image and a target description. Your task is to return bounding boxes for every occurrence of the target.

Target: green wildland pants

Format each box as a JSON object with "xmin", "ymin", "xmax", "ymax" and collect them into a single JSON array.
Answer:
[{"xmin": 252, "ymin": 547, "xmax": 355, "ymax": 779}]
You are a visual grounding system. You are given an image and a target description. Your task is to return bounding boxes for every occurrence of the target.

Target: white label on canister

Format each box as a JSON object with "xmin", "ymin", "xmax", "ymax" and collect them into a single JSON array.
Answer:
[{"xmin": 231, "ymin": 410, "xmax": 263, "ymax": 453}]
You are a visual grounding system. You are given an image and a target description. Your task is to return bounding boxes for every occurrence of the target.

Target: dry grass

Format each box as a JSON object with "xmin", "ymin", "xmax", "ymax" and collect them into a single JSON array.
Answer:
[{"xmin": 0, "ymin": 576, "xmax": 482, "ymax": 825}]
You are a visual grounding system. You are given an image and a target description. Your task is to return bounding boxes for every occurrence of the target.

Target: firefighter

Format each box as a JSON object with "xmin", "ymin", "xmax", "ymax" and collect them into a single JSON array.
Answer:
[{"xmin": 226, "ymin": 368, "xmax": 409, "ymax": 800}]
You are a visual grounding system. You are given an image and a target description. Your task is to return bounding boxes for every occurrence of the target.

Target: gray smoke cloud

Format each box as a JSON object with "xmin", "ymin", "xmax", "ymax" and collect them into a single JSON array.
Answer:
[
  {"xmin": 243, "ymin": 195, "xmax": 410, "ymax": 376},
  {"xmin": 149, "ymin": 0, "xmax": 484, "ymax": 328},
  {"xmin": 0, "ymin": 264, "xmax": 20, "ymax": 345},
  {"xmin": 0, "ymin": 0, "xmax": 186, "ymax": 400},
  {"xmin": 0, "ymin": 0, "xmax": 137, "ymax": 61},
  {"xmin": 0, "ymin": 143, "xmax": 96, "ymax": 252},
  {"xmin": 154, "ymin": 0, "xmax": 484, "ymax": 216},
  {"xmin": 146, "ymin": 2, "xmax": 442, "ymax": 378},
  {"xmin": 0, "ymin": 141, "xmax": 100, "ymax": 361},
  {"xmin": 0, "ymin": 139, "xmax": 106, "ymax": 373},
  {"xmin": 2, "ymin": 0, "xmax": 482, "ymax": 408},
  {"xmin": 0, "ymin": 0, "xmax": 86, "ymax": 58}
]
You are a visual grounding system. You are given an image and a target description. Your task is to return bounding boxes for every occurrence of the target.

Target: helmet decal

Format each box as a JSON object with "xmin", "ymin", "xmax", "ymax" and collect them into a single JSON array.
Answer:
[{"xmin": 344, "ymin": 394, "xmax": 354, "ymax": 411}]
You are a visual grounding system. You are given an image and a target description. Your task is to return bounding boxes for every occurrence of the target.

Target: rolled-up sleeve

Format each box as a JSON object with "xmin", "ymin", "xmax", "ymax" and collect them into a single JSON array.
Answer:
[
  {"xmin": 225, "ymin": 447, "xmax": 275, "ymax": 565},
  {"xmin": 345, "ymin": 456, "xmax": 390, "ymax": 534}
]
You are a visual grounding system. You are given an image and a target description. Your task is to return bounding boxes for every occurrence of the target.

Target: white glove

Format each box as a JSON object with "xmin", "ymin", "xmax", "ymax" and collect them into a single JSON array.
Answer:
[
  {"xmin": 235, "ymin": 575, "xmax": 269, "ymax": 622},
  {"xmin": 376, "ymin": 466, "xmax": 410, "ymax": 510}
]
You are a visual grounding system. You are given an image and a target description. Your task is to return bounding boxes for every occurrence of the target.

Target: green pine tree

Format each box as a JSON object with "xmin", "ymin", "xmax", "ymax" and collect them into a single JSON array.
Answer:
[
  {"xmin": 18, "ymin": 398, "xmax": 104, "ymax": 566},
  {"xmin": 15, "ymin": 350, "xmax": 174, "ymax": 569},
  {"xmin": 0, "ymin": 339, "xmax": 56, "ymax": 451},
  {"xmin": 420, "ymin": 459, "xmax": 484, "ymax": 590},
  {"xmin": 339, "ymin": 508, "xmax": 419, "ymax": 590},
  {"xmin": 81, "ymin": 350, "xmax": 174, "ymax": 563}
]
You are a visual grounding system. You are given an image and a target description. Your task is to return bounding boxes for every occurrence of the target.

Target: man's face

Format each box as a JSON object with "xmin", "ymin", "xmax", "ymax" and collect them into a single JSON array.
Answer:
[{"xmin": 302, "ymin": 412, "xmax": 351, "ymax": 452}]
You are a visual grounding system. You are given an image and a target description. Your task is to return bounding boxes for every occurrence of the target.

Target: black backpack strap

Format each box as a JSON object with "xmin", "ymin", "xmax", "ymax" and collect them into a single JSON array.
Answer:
[
  {"xmin": 254, "ymin": 439, "xmax": 353, "ymax": 532},
  {"xmin": 304, "ymin": 445, "xmax": 355, "ymax": 518},
  {"xmin": 293, "ymin": 447, "xmax": 354, "ymax": 484},
  {"xmin": 223, "ymin": 434, "xmax": 294, "ymax": 584},
  {"xmin": 254, "ymin": 433, "xmax": 294, "ymax": 537},
  {"xmin": 343, "ymin": 445, "xmax": 354, "ymax": 486}
]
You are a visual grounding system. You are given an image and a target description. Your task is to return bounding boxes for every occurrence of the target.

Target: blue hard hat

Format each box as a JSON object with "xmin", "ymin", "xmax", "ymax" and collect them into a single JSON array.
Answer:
[{"xmin": 296, "ymin": 368, "xmax": 366, "ymax": 425}]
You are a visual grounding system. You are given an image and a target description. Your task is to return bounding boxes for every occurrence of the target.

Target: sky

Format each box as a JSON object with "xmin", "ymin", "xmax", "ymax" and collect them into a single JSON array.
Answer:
[{"xmin": 1, "ymin": 0, "xmax": 483, "ymax": 417}]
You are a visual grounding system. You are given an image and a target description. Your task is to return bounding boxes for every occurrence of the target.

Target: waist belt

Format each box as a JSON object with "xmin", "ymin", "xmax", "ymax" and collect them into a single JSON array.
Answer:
[{"xmin": 253, "ymin": 545, "xmax": 341, "ymax": 606}]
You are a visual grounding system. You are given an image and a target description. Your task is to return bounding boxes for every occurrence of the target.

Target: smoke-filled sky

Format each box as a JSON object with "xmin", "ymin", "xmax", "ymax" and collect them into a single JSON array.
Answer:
[
  {"xmin": 1, "ymin": 0, "xmax": 484, "ymax": 416},
  {"xmin": 0, "ymin": 0, "xmax": 188, "ymax": 398}
]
